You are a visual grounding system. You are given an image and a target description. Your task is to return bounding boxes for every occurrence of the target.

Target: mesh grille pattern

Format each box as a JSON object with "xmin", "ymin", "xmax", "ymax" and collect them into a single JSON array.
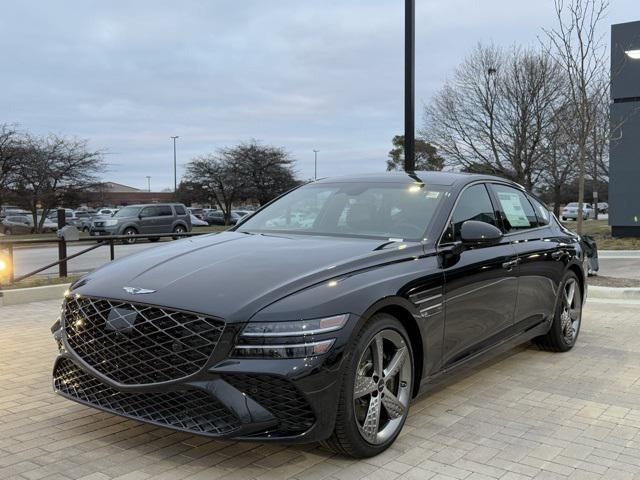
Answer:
[
  {"xmin": 54, "ymin": 358, "xmax": 239, "ymax": 435},
  {"xmin": 224, "ymin": 374, "xmax": 315, "ymax": 434},
  {"xmin": 63, "ymin": 296, "xmax": 225, "ymax": 385}
]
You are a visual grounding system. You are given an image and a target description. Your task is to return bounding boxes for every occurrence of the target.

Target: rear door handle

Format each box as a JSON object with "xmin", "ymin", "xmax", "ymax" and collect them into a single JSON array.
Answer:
[{"xmin": 502, "ymin": 259, "xmax": 519, "ymax": 270}]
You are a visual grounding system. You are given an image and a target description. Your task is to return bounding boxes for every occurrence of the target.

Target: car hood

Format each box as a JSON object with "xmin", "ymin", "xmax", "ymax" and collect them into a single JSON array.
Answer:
[{"xmin": 73, "ymin": 231, "xmax": 419, "ymax": 321}]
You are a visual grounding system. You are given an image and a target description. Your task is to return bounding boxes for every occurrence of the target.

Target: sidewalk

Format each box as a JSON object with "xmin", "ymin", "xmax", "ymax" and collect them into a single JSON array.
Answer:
[{"xmin": 1, "ymin": 299, "xmax": 640, "ymax": 479}]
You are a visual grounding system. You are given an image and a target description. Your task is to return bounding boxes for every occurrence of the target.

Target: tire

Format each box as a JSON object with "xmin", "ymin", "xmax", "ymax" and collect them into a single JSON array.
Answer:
[
  {"xmin": 122, "ymin": 227, "xmax": 137, "ymax": 245},
  {"xmin": 561, "ymin": 217, "xmax": 566, "ymax": 221},
  {"xmin": 172, "ymin": 225, "xmax": 186, "ymax": 240},
  {"xmin": 534, "ymin": 272, "xmax": 582, "ymax": 352},
  {"xmin": 82, "ymin": 227, "xmax": 90, "ymax": 233},
  {"xmin": 321, "ymin": 313, "xmax": 413, "ymax": 458},
  {"xmin": 3, "ymin": 227, "xmax": 12, "ymax": 235}
]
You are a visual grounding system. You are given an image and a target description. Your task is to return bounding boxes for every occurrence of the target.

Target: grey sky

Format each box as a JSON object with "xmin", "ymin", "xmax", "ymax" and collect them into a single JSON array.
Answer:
[{"xmin": 0, "ymin": 0, "xmax": 636, "ymax": 190}]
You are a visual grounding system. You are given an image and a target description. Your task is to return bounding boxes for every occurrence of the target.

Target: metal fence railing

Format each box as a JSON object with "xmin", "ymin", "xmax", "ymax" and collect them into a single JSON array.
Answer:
[{"xmin": 0, "ymin": 231, "xmax": 206, "ymax": 288}]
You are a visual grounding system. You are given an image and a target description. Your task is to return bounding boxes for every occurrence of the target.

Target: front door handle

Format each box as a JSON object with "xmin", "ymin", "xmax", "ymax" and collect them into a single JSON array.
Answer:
[{"xmin": 502, "ymin": 259, "xmax": 519, "ymax": 270}]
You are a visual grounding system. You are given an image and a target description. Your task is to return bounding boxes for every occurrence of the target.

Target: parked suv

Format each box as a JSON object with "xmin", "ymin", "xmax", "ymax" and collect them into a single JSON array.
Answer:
[{"xmin": 90, "ymin": 204, "xmax": 191, "ymax": 244}]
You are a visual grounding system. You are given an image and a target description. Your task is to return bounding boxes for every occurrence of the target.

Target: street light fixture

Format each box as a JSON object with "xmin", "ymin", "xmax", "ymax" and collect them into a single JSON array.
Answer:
[
  {"xmin": 170, "ymin": 136, "xmax": 179, "ymax": 193},
  {"xmin": 625, "ymin": 49, "xmax": 640, "ymax": 60},
  {"xmin": 313, "ymin": 150, "xmax": 320, "ymax": 180}
]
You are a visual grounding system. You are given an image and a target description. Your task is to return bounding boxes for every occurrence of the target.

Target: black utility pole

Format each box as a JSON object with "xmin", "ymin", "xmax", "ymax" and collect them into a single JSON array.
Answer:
[
  {"xmin": 171, "ymin": 136, "xmax": 179, "ymax": 193},
  {"xmin": 404, "ymin": 0, "xmax": 416, "ymax": 172}
]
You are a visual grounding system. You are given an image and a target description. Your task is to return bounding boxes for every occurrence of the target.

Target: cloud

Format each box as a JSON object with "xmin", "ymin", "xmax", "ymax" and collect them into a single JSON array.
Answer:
[{"xmin": 0, "ymin": 0, "xmax": 636, "ymax": 189}]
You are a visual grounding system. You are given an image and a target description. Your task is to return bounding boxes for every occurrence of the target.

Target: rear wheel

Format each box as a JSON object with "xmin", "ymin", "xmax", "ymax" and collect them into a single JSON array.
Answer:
[
  {"xmin": 322, "ymin": 313, "xmax": 413, "ymax": 458},
  {"xmin": 534, "ymin": 272, "xmax": 582, "ymax": 352},
  {"xmin": 122, "ymin": 227, "xmax": 137, "ymax": 244},
  {"xmin": 3, "ymin": 227, "xmax": 12, "ymax": 235},
  {"xmin": 172, "ymin": 225, "xmax": 186, "ymax": 240}
]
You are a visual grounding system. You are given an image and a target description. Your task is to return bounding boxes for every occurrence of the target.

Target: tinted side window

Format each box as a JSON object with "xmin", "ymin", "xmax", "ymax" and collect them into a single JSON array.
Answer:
[
  {"xmin": 528, "ymin": 196, "xmax": 550, "ymax": 226},
  {"xmin": 174, "ymin": 205, "xmax": 186, "ymax": 215},
  {"xmin": 139, "ymin": 207, "xmax": 156, "ymax": 218},
  {"xmin": 156, "ymin": 205, "xmax": 173, "ymax": 216},
  {"xmin": 491, "ymin": 185, "xmax": 538, "ymax": 232},
  {"xmin": 442, "ymin": 184, "xmax": 497, "ymax": 243}
]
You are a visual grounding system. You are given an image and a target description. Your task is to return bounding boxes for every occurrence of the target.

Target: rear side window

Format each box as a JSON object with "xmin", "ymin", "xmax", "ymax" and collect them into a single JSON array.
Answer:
[
  {"xmin": 528, "ymin": 196, "xmax": 550, "ymax": 226},
  {"xmin": 442, "ymin": 184, "xmax": 497, "ymax": 243},
  {"xmin": 491, "ymin": 185, "xmax": 538, "ymax": 232},
  {"xmin": 156, "ymin": 205, "xmax": 173, "ymax": 216},
  {"xmin": 174, "ymin": 205, "xmax": 186, "ymax": 215}
]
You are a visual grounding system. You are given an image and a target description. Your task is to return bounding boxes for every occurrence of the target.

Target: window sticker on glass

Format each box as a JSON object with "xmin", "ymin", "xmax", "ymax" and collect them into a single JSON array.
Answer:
[
  {"xmin": 425, "ymin": 191, "xmax": 441, "ymax": 199},
  {"xmin": 498, "ymin": 192, "xmax": 530, "ymax": 227}
]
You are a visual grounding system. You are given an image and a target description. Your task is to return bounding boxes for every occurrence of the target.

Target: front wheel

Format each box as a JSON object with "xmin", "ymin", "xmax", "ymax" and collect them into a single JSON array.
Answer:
[
  {"xmin": 122, "ymin": 227, "xmax": 137, "ymax": 244},
  {"xmin": 3, "ymin": 227, "xmax": 12, "ymax": 235},
  {"xmin": 172, "ymin": 225, "xmax": 186, "ymax": 240},
  {"xmin": 322, "ymin": 313, "xmax": 413, "ymax": 458},
  {"xmin": 534, "ymin": 272, "xmax": 582, "ymax": 352}
]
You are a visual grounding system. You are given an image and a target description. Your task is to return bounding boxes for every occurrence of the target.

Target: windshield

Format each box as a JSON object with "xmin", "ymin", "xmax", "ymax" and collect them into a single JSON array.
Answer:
[
  {"xmin": 113, "ymin": 206, "xmax": 140, "ymax": 218},
  {"xmin": 237, "ymin": 182, "xmax": 449, "ymax": 240}
]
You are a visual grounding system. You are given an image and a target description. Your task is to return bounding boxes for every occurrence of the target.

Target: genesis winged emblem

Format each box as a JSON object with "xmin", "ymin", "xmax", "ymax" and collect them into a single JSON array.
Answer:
[{"xmin": 123, "ymin": 286, "xmax": 156, "ymax": 295}]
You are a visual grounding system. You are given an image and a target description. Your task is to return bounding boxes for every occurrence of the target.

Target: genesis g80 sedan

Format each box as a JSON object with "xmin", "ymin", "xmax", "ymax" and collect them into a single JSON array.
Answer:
[{"xmin": 51, "ymin": 172, "xmax": 586, "ymax": 458}]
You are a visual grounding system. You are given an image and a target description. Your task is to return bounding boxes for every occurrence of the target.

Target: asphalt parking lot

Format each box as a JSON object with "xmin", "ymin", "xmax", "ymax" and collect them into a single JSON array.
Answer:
[{"xmin": 1, "ymin": 299, "xmax": 640, "ymax": 480}]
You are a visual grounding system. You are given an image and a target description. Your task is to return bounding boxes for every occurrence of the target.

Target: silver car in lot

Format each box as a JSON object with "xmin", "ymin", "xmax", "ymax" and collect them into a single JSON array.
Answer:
[{"xmin": 561, "ymin": 202, "xmax": 594, "ymax": 221}]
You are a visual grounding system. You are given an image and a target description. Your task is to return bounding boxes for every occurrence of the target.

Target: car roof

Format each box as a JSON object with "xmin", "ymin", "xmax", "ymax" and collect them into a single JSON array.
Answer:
[{"xmin": 313, "ymin": 171, "xmax": 523, "ymax": 188}]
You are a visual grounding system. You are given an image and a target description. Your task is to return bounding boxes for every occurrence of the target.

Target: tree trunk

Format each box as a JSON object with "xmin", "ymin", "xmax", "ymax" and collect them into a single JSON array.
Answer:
[
  {"xmin": 576, "ymin": 144, "xmax": 586, "ymax": 235},
  {"xmin": 553, "ymin": 187, "xmax": 562, "ymax": 218}
]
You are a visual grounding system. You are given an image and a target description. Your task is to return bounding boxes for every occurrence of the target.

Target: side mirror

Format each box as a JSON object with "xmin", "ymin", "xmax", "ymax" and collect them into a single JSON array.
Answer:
[{"xmin": 460, "ymin": 220, "xmax": 503, "ymax": 246}]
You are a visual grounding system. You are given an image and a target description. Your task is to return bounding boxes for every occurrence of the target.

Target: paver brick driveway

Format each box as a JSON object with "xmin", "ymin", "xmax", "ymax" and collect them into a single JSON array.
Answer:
[{"xmin": 1, "ymin": 299, "xmax": 640, "ymax": 480}]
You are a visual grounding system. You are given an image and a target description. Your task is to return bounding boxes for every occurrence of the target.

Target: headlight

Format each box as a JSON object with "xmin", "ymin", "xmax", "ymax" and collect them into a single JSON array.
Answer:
[
  {"xmin": 233, "ymin": 314, "xmax": 348, "ymax": 359},
  {"xmin": 104, "ymin": 219, "xmax": 118, "ymax": 226}
]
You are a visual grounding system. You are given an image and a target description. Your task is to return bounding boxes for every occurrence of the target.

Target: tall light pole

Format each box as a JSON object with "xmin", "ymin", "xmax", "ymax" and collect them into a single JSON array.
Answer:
[
  {"xmin": 313, "ymin": 149, "xmax": 320, "ymax": 180},
  {"xmin": 404, "ymin": 0, "xmax": 415, "ymax": 172},
  {"xmin": 146, "ymin": 176, "xmax": 151, "ymax": 193},
  {"xmin": 170, "ymin": 136, "xmax": 179, "ymax": 193}
]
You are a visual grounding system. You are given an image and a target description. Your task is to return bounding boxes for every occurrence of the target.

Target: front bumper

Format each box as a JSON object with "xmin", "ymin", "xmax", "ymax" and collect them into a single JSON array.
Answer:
[
  {"xmin": 51, "ymin": 304, "xmax": 349, "ymax": 443},
  {"xmin": 89, "ymin": 226, "xmax": 119, "ymax": 236}
]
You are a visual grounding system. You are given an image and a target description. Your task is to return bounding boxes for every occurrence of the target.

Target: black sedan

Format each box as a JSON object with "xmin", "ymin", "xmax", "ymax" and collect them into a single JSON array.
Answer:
[{"xmin": 51, "ymin": 172, "xmax": 586, "ymax": 458}]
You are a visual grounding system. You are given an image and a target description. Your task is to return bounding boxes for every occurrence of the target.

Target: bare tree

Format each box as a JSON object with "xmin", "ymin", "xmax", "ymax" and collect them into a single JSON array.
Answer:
[
  {"xmin": 0, "ymin": 124, "xmax": 21, "ymax": 207},
  {"xmin": 424, "ymin": 44, "xmax": 566, "ymax": 190},
  {"xmin": 544, "ymin": 0, "xmax": 609, "ymax": 233},
  {"xmin": 227, "ymin": 140, "xmax": 298, "ymax": 206},
  {"xmin": 12, "ymin": 135, "xmax": 105, "ymax": 231},
  {"xmin": 184, "ymin": 154, "xmax": 246, "ymax": 225},
  {"xmin": 541, "ymin": 104, "xmax": 580, "ymax": 216}
]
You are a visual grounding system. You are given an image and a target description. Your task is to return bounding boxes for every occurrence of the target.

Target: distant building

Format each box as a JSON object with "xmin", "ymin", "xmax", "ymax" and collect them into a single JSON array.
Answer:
[
  {"xmin": 610, "ymin": 20, "xmax": 640, "ymax": 237},
  {"xmin": 88, "ymin": 182, "xmax": 175, "ymax": 207}
]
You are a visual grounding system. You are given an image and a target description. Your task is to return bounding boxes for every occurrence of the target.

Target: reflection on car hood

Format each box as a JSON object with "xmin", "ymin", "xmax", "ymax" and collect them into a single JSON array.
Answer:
[{"xmin": 74, "ymin": 231, "xmax": 417, "ymax": 321}]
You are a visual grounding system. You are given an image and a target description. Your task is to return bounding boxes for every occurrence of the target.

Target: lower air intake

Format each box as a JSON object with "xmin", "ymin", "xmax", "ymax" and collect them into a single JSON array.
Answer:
[{"xmin": 54, "ymin": 358, "xmax": 239, "ymax": 436}]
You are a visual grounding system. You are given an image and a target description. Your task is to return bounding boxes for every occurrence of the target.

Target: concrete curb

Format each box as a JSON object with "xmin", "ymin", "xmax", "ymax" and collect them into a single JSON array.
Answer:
[
  {"xmin": 589, "ymin": 285, "xmax": 640, "ymax": 300},
  {"xmin": 0, "ymin": 283, "xmax": 70, "ymax": 307}
]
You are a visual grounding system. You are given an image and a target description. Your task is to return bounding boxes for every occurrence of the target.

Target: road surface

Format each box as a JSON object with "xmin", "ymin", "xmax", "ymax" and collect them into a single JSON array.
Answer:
[
  {"xmin": 5, "ymin": 239, "xmax": 640, "ymax": 281},
  {"xmin": 10, "ymin": 241, "xmax": 163, "ymax": 277}
]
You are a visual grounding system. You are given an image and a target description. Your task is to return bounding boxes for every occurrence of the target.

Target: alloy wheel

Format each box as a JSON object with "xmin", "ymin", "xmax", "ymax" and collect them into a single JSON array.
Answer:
[
  {"xmin": 560, "ymin": 278, "xmax": 581, "ymax": 344},
  {"xmin": 353, "ymin": 329, "xmax": 412, "ymax": 445}
]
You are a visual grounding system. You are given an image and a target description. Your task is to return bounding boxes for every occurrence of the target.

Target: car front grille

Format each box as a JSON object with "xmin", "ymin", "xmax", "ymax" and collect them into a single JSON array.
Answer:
[
  {"xmin": 63, "ymin": 296, "xmax": 225, "ymax": 385},
  {"xmin": 224, "ymin": 374, "xmax": 315, "ymax": 434},
  {"xmin": 54, "ymin": 358, "xmax": 239, "ymax": 436}
]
